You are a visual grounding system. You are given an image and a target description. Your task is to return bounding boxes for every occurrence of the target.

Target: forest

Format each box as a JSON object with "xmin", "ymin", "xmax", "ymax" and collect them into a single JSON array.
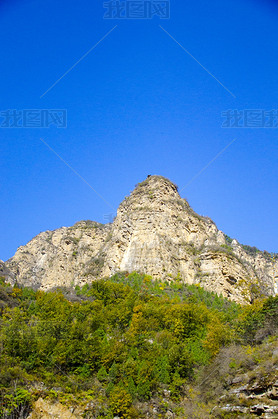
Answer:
[{"xmin": 0, "ymin": 273, "xmax": 277, "ymax": 418}]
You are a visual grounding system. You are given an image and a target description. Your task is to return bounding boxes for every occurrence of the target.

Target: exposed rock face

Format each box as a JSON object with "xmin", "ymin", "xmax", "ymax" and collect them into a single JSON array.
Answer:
[
  {"xmin": 209, "ymin": 341, "xmax": 278, "ymax": 418},
  {"xmin": 0, "ymin": 260, "xmax": 15, "ymax": 284},
  {"xmin": 5, "ymin": 221, "xmax": 111, "ymax": 290},
  {"xmin": 27, "ymin": 397, "xmax": 82, "ymax": 418},
  {"xmin": 4, "ymin": 176, "xmax": 278, "ymax": 303}
]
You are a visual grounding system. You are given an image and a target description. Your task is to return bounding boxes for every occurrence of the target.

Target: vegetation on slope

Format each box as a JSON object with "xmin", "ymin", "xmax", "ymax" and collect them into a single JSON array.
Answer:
[
  {"xmin": 0, "ymin": 273, "xmax": 277, "ymax": 418},
  {"xmin": 225, "ymin": 234, "xmax": 278, "ymax": 260}
]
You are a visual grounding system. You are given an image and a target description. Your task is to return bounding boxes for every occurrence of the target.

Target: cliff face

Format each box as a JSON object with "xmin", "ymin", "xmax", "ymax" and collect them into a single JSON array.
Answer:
[
  {"xmin": 4, "ymin": 176, "xmax": 278, "ymax": 303},
  {"xmin": 0, "ymin": 260, "xmax": 15, "ymax": 284},
  {"xmin": 198, "ymin": 339, "xmax": 278, "ymax": 418}
]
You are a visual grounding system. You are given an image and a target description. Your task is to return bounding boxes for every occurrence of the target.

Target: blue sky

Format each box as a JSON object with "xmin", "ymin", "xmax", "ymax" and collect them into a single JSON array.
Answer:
[{"xmin": 1, "ymin": 0, "xmax": 278, "ymax": 261}]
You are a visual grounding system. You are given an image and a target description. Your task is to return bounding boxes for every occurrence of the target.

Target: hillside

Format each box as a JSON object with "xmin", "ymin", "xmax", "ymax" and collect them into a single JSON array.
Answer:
[{"xmin": 0, "ymin": 274, "xmax": 277, "ymax": 418}]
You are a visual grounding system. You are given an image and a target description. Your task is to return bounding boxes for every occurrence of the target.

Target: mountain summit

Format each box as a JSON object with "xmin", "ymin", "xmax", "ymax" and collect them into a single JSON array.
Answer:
[{"xmin": 4, "ymin": 175, "xmax": 278, "ymax": 303}]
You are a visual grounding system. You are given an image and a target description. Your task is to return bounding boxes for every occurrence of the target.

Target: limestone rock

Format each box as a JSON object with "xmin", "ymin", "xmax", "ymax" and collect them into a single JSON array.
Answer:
[
  {"xmin": 27, "ymin": 397, "xmax": 82, "ymax": 418},
  {"xmin": 4, "ymin": 175, "xmax": 278, "ymax": 303},
  {"xmin": 0, "ymin": 259, "xmax": 15, "ymax": 283}
]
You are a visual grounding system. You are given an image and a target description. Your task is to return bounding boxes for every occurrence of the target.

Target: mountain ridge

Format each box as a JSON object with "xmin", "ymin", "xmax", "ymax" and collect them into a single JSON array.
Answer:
[{"xmin": 3, "ymin": 175, "xmax": 278, "ymax": 303}]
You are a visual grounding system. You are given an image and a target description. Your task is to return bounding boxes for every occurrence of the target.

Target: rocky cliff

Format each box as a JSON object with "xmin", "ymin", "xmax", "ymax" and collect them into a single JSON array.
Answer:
[{"xmin": 4, "ymin": 175, "xmax": 278, "ymax": 304}]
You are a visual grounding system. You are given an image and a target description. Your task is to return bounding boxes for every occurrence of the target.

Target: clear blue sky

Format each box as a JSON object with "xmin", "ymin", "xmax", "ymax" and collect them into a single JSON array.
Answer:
[{"xmin": 1, "ymin": 0, "xmax": 278, "ymax": 261}]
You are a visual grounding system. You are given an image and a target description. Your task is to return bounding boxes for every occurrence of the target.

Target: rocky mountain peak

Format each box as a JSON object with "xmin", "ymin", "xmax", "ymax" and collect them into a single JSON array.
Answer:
[
  {"xmin": 114, "ymin": 175, "xmax": 195, "ymax": 232},
  {"xmin": 116, "ymin": 175, "xmax": 184, "ymax": 218},
  {"xmin": 132, "ymin": 175, "xmax": 180, "ymax": 201},
  {"xmin": 3, "ymin": 176, "xmax": 278, "ymax": 303}
]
